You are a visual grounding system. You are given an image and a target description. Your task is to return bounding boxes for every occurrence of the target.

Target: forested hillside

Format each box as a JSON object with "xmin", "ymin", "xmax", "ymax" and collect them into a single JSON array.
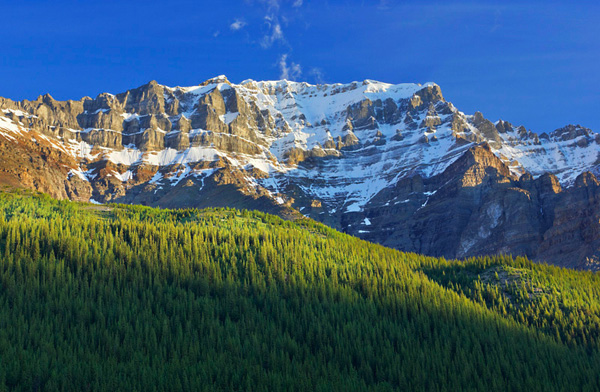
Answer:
[{"xmin": 1, "ymin": 189, "xmax": 600, "ymax": 391}]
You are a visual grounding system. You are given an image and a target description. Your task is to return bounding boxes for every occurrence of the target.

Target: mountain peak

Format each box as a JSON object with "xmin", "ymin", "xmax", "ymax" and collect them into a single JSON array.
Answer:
[
  {"xmin": 200, "ymin": 75, "xmax": 230, "ymax": 86},
  {"xmin": 550, "ymin": 124, "xmax": 592, "ymax": 141}
]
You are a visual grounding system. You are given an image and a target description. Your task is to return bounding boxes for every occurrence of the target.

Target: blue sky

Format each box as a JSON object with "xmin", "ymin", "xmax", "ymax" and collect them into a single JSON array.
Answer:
[{"xmin": 1, "ymin": 0, "xmax": 598, "ymax": 132}]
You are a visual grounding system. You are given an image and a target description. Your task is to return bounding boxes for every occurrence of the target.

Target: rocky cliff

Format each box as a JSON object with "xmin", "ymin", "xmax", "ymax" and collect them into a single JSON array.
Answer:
[{"xmin": 1, "ymin": 76, "xmax": 599, "ymax": 269}]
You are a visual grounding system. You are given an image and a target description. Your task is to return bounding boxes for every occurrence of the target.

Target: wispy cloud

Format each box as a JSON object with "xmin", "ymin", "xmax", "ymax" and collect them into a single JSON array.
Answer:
[
  {"xmin": 230, "ymin": 19, "xmax": 247, "ymax": 31},
  {"xmin": 229, "ymin": 0, "xmax": 316, "ymax": 81},
  {"xmin": 308, "ymin": 67, "xmax": 325, "ymax": 84},
  {"xmin": 260, "ymin": 15, "xmax": 285, "ymax": 48},
  {"xmin": 262, "ymin": 0, "xmax": 281, "ymax": 12},
  {"xmin": 279, "ymin": 54, "xmax": 302, "ymax": 80}
]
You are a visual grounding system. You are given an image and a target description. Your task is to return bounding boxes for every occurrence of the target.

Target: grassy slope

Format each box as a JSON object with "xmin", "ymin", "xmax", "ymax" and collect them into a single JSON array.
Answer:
[{"xmin": 0, "ymin": 189, "xmax": 599, "ymax": 391}]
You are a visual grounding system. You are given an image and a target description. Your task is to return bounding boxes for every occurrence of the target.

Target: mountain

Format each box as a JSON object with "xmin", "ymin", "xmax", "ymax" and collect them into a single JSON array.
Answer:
[
  {"xmin": 1, "ymin": 190, "xmax": 600, "ymax": 390},
  {"xmin": 1, "ymin": 76, "xmax": 599, "ymax": 268}
]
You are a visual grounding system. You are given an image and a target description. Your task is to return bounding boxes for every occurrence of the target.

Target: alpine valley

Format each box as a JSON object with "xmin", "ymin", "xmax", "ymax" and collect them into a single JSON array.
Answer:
[{"xmin": 1, "ymin": 76, "xmax": 599, "ymax": 269}]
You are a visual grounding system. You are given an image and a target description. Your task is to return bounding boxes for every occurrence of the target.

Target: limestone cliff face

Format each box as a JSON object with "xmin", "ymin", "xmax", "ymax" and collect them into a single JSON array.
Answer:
[
  {"xmin": 536, "ymin": 175, "xmax": 600, "ymax": 270},
  {"xmin": 342, "ymin": 145, "xmax": 600, "ymax": 270},
  {"xmin": 1, "ymin": 76, "xmax": 600, "ymax": 269}
]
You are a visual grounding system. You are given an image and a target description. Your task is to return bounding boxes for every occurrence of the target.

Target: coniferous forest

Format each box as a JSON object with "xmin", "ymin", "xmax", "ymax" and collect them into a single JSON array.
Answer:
[{"xmin": 1, "ymin": 189, "xmax": 600, "ymax": 391}]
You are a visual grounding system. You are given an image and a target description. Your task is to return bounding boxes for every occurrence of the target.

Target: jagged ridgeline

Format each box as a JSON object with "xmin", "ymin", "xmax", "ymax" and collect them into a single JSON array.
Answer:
[
  {"xmin": 1, "ymin": 189, "xmax": 600, "ymax": 391},
  {"xmin": 2, "ymin": 76, "xmax": 600, "ymax": 269}
]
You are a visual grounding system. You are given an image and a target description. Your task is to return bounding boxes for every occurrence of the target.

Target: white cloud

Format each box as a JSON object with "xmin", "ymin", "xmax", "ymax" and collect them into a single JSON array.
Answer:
[
  {"xmin": 264, "ymin": 0, "xmax": 280, "ymax": 12},
  {"xmin": 260, "ymin": 16, "xmax": 285, "ymax": 48},
  {"xmin": 279, "ymin": 54, "xmax": 302, "ymax": 80},
  {"xmin": 230, "ymin": 19, "xmax": 247, "ymax": 31},
  {"xmin": 228, "ymin": 0, "xmax": 315, "ymax": 82},
  {"xmin": 309, "ymin": 67, "xmax": 324, "ymax": 84}
]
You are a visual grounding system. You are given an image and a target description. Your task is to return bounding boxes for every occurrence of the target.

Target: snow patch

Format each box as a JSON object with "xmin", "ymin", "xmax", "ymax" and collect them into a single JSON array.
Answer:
[
  {"xmin": 68, "ymin": 168, "xmax": 90, "ymax": 182},
  {"xmin": 219, "ymin": 112, "xmax": 239, "ymax": 124},
  {"xmin": 113, "ymin": 170, "xmax": 134, "ymax": 182}
]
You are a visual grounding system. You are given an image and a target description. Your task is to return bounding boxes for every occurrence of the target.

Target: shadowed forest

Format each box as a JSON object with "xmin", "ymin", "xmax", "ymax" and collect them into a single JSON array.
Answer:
[{"xmin": 1, "ymin": 189, "xmax": 600, "ymax": 391}]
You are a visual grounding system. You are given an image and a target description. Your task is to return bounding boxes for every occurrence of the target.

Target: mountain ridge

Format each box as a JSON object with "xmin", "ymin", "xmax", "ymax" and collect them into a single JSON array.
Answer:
[{"xmin": 1, "ymin": 76, "xmax": 599, "ymax": 268}]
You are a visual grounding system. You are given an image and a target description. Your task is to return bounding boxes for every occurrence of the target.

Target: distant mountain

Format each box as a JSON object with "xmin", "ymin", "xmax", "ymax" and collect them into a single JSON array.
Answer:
[{"xmin": 1, "ymin": 76, "xmax": 599, "ymax": 268}]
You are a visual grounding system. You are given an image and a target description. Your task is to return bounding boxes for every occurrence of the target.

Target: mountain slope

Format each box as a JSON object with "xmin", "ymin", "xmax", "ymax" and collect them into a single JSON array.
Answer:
[
  {"xmin": 1, "ymin": 76, "xmax": 599, "ymax": 268},
  {"xmin": 1, "ymin": 190, "xmax": 600, "ymax": 390}
]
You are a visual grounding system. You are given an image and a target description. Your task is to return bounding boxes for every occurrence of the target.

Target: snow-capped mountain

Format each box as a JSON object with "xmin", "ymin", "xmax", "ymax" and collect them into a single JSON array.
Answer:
[{"xmin": 1, "ymin": 76, "xmax": 599, "ymax": 269}]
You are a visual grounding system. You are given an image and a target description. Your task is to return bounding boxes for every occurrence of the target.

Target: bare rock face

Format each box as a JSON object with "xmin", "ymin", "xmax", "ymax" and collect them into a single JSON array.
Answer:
[
  {"xmin": 165, "ymin": 129, "xmax": 190, "ymax": 150},
  {"xmin": 78, "ymin": 107, "xmax": 124, "ymax": 132},
  {"xmin": 470, "ymin": 112, "xmax": 502, "ymax": 147},
  {"xmin": 447, "ymin": 143, "xmax": 514, "ymax": 188},
  {"xmin": 191, "ymin": 89, "xmax": 228, "ymax": 133},
  {"xmin": 408, "ymin": 84, "xmax": 443, "ymax": 111},
  {"xmin": 342, "ymin": 131, "xmax": 360, "ymax": 148},
  {"xmin": 80, "ymin": 129, "xmax": 123, "ymax": 149},
  {"xmin": 346, "ymin": 145, "xmax": 520, "ymax": 259},
  {"xmin": 551, "ymin": 124, "xmax": 592, "ymax": 141},
  {"xmin": 335, "ymin": 146, "xmax": 600, "ymax": 270},
  {"xmin": 534, "ymin": 174, "xmax": 600, "ymax": 270},
  {"xmin": 118, "ymin": 80, "xmax": 168, "ymax": 115},
  {"xmin": 575, "ymin": 171, "xmax": 600, "ymax": 188},
  {"xmin": 0, "ymin": 127, "xmax": 92, "ymax": 200},
  {"xmin": 1, "ymin": 76, "xmax": 600, "ymax": 270}
]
